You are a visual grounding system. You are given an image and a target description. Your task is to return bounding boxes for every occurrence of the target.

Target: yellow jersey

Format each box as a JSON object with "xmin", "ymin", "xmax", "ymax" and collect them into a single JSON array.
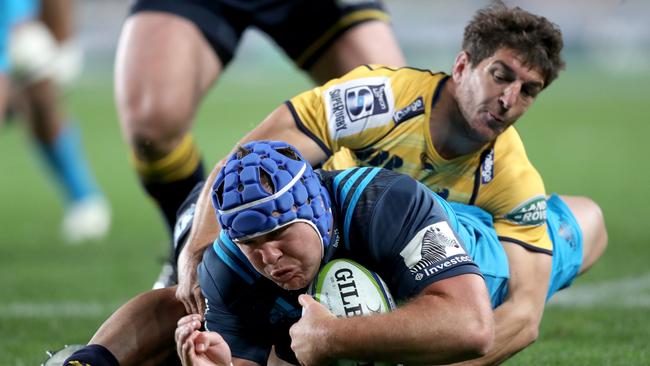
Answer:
[{"xmin": 287, "ymin": 65, "xmax": 552, "ymax": 254}]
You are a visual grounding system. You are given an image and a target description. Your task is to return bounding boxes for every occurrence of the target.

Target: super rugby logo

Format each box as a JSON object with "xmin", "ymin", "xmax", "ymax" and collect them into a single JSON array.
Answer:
[
  {"xmin": 324, "ymin": 77, "xmax": 394, "ymax": 139},
  {"xmin": 504, "ymin": 196, "xmax": 547, "ymax": 226},
  {"xmin": 345, "ymin": 84, "xmax": 389, "ymax": 121}
]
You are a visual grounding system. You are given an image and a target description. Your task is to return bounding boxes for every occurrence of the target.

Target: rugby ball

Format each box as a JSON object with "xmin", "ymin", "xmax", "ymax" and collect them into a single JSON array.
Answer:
[{"xmin": 307, "ymin": 259, "xmax": 397, "ymax": 366}]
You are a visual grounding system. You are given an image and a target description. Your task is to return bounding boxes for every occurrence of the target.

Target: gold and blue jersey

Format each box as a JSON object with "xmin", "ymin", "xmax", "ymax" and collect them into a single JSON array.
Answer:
[{"xmin": 287, "ymin": 64, "xmax": 552, "ymax": 254}]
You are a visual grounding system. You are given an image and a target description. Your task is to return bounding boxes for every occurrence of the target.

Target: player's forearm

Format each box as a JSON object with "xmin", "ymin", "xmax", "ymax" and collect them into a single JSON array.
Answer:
[{"xmin": 323, "ymin": 277, "xmax": 493, "ymax": 364}]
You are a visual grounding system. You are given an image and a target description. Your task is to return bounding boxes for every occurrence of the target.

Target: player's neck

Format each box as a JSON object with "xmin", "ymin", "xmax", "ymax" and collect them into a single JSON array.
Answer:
[{"xmin": 429, "ymin": 81, "xmax": 487, "ymax": 160}]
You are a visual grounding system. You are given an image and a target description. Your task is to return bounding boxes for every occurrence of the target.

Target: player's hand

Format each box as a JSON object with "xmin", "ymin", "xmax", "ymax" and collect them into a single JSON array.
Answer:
[
  {"xmin": 176, "ymin": 248, "xmax": 206, "ymax": 315},
  {"xmin": 176, "ymin": 314, "xmax": 232, "ymax": 366},
  {"xmin": 290, "ymin": 295, "xmax": 336, "ymax": 366}
]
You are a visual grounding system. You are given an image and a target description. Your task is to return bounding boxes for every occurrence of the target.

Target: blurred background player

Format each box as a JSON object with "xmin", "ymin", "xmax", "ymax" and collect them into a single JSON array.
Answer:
[
  {"xmin": 4, "ymin": 0, "xmax": 110, "ymax": 243},
  {"xmin": 114, "ymin": 0, "xmax": 405, "ymax": 286},
  {"xmin": 0, "ymin": 1, "xmax": 9, "ymax": 118}
]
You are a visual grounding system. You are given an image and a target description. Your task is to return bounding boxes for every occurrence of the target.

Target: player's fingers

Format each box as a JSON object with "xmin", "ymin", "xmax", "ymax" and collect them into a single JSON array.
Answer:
[
  {"xmin": 176, "ymin": 325, "xmax": 191, "ymax": 360},
  {"xmin": 298, "ymin": 294, "xmax": 315, "ymax": 307},
  {"xmin": 177, "ymin": 314, "xmax": 202, "ymax": 328},
  {"xmin": 176, "ymin": 286, "xmax": 195, "ymax": 315},
  {"xmin": 194, "ymin": 286, "xmax": 206, "ymax": 315}
]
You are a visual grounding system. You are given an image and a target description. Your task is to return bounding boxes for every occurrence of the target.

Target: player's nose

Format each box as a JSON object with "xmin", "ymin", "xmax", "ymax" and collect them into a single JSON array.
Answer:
[
  {"xmin": 499, "ymin": 82, "xmax": 521, "ymax": 110},
  {"xmin": 259, "ymin": 244, "xmax": 282, "ymax": 264}
]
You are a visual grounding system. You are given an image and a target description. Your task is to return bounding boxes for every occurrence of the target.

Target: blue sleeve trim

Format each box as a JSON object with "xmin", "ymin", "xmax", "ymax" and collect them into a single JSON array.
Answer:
[
  {"xmin": 219, "ymin": 231, "xmax": 260, "ymax": 276},
  {"xmin": 285, "ymin": 101, "xmax": 333, "ymax": 157},
  {"xmin": 213, "ymin": 241, "xmax": 256, "ymax": 285}
]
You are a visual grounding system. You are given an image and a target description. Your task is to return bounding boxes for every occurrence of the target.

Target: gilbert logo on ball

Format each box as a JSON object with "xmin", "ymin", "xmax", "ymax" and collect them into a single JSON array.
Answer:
[
  {"xmin": 307, "ymin": 259, "xmax": 398, "ymax": 366},
  {"xmin": 308, "ymin": 259, "xmax": 395, "ymax": 318}
]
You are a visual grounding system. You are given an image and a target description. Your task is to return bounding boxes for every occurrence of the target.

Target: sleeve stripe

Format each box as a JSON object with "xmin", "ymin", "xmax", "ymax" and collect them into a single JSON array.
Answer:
[
  {"xmin": 213, "ymin": 241, "xmax": 256, "ymax": 285},
  {"xmin": 498, "ymin": 236, "xmax": 553, "ymax": 255},
  {"xmin": 219, "ymin": 231, "xmax": 260, "ymax": 277},
  {"xmin": 333, "ymin": 168, "xmax": 356, "ymax": 199},
  {"xmin": 343, "ymin": 168, "xmax": 381, "ymax": 250},
  {"xmin": 275, "ymin": 297, "xmax": 297, "ymax": 312},
  {"xmin": 285, "ymin": 101, "xmax": 332, "ymax": 157}
]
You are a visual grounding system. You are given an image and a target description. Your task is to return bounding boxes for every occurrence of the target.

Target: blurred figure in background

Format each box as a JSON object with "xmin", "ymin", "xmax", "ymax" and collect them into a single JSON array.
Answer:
[
  {"xmin": 3, "ymin": 0, "xmax": 110, "ymax": 243},
  {"xmin": 114, "ymin": 0, "xmax": 406, "ymax": 287},
  {"xmin": 0, "ymin": 0, "xmax": 11, "ymax": 117}
]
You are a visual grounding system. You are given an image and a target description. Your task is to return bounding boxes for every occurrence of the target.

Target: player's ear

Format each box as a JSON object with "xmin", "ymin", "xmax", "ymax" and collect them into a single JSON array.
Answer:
[{"xmin": 452, "ymin": 51, "xmax": 470, "ymax": 81}]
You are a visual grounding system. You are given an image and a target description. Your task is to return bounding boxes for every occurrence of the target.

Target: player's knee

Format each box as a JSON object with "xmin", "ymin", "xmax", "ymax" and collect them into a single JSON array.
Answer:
[
  {"xmin": 119, "ymin": 92, "xmax": 192, "ymax": 160},
  {"xmin": 563, "ymin": 195, "xmax": 608, "ymax": 273},
  {"xmin": 581, "ymin": 197, "xmax": 608, "ymax": 270}
]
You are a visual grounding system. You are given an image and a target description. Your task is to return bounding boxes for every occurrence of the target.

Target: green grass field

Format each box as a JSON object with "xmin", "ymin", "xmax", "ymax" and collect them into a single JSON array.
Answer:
[{"xmin": 1, "ymin": 65, "xmax": 648, "ymax": 365}]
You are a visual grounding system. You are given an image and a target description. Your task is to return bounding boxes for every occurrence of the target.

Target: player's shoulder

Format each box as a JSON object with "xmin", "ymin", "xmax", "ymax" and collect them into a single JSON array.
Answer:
[
  {"xmin": 199, "ymin": 233, "xmax": 263, "ymax": 300},
  {"xmin": 318, "ymin": 167, "xmax": 416, "ymax": 208}
]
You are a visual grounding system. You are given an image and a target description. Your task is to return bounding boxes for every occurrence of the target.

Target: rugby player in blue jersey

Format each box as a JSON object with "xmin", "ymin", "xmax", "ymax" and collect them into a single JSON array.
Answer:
[
  {"xmin": 56, "ymin": 138, "xmax": 602, "ymax": 366},
  {"xmin": 61, "ymin": 140, "xmax": 495, "ymax": 365}
]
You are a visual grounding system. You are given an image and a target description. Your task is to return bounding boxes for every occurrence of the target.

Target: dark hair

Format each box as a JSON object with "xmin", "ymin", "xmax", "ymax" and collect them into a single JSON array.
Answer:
[{"xmin": 462, "ymin": 2, "xmax": 565, "ymax": 88}]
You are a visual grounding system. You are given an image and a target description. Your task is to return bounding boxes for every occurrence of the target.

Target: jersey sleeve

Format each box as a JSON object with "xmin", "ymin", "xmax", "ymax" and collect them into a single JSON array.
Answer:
[
  {"xmin": 340, "ymin": 169, "xmax": 482, "ymax": 300},
  {"xmin": 286, "ymin": 65, "xmax": 400, "ymax": 156},
  {"xmin": 477, "ymin": 128, "xmax": 553, "ymax": 254},
  {"xmin": 198, "ymin": 244, "xmax": 272, "ymax": 364}
]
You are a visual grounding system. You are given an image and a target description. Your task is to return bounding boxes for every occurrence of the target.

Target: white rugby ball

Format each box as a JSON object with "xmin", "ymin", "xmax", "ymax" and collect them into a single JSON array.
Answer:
[{"xmin": 307, "ymin": 259, "xmax": 397, "ymax": 366}]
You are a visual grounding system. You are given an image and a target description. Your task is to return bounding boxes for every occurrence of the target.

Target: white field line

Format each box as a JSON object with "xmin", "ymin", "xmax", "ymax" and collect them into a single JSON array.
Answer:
[
  {"xmin": 549, "ymin": 272, "xmax": 650, "ymax": 308},
  {"xmin": 0, "ymin": 302, "xmax": 123, "ymax": 318},
  {"xmin": 1, "ymin": 273, "xmax": 649, "ymax": 318}
]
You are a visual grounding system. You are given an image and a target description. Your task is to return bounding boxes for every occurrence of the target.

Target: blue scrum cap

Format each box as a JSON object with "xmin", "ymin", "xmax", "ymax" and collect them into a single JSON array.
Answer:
[{"xmin": 212, "ymin": 141, "xmax": 333, "ymax": 248}]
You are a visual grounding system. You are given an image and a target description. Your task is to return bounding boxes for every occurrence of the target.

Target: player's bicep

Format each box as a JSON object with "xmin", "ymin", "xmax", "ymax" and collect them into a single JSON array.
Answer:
[{"xmin": 238, "ymin": 104, "xmax": 327, "ymax": 165}]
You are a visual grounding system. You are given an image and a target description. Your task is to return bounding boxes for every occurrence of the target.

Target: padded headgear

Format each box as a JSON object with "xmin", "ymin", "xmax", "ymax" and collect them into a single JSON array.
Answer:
[{"xmin": 212, "ymin": 141, "xmax": 333, "ymax": 248}]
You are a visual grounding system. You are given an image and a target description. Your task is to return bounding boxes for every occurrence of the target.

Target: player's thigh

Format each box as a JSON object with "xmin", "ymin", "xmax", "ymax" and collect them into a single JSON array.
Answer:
[
  {"xmin": 114, "ymin": 11, "xmax": 221, "ymax": 145},
  {"xmin": 557, "ymin": 195, "xmax": 607, "ymax": 274},
  {"xmin": 308, "ymin": 20, "xmax": 405, "ymax": 84}
]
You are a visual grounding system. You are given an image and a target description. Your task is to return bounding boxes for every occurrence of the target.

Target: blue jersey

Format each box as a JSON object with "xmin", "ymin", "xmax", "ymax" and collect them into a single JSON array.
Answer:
[{"xmin": 198, "ymin": 167, "xmax": 481, "ymax": 364}]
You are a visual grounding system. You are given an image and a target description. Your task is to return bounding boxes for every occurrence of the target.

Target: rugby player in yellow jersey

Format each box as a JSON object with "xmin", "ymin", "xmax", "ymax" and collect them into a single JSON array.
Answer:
[{"xmin": 172, "ymin": 4, "xmax": 607, "ymax": 365}]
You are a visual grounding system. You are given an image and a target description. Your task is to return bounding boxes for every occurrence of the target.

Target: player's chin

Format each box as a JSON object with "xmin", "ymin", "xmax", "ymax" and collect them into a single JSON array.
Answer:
[{"xmin": 278, "ymin": 275, "xmax": 309, "ymax": 291}]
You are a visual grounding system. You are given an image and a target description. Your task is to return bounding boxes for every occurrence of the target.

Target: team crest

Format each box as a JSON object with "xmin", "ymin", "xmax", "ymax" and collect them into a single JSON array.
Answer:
[{"xmin": 503, "ymin": 196, "xmax": 547, "ymax": 226}]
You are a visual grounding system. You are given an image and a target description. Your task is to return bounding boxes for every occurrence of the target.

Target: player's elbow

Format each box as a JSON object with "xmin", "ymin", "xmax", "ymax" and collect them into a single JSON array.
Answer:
[
  {"xmin": 451, "ymin": 301, "xmax": 495, "ymax": 359},
  {"xmin": 462, "ymin": 309, "xmax": 495, "ymax": 358},
  {"xmin": 520, "ymin": 316, "xmax": 540, "ymax": 347}
]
